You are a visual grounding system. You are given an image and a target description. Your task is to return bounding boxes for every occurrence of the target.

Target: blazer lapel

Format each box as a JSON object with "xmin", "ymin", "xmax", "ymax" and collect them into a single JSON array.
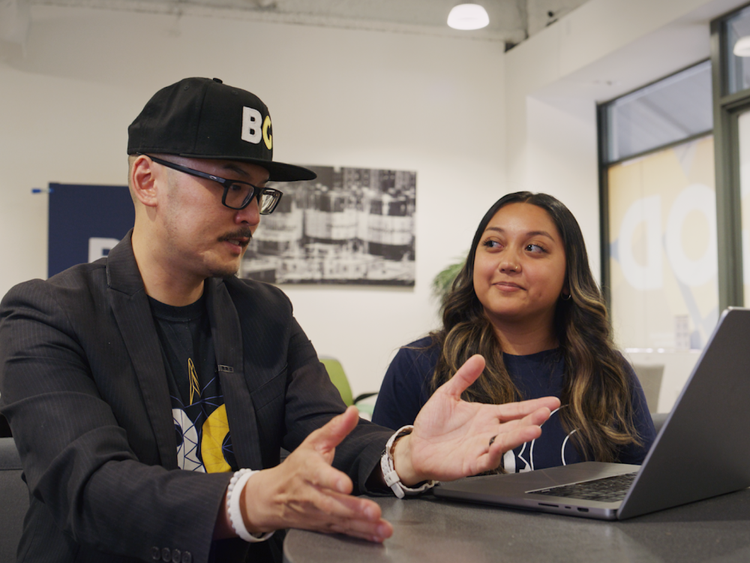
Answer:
[
  {"xmin": 206, "ymin": 279, "xmax": 264, "ymax": 470},
  {"xmin": 106, "ymin": 231, "xmax": 178, "ymax": 469}
]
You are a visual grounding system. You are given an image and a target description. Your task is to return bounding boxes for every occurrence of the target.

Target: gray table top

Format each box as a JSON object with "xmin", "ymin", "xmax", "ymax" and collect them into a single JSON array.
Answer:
[{"xmin": 283, "ymin": 488, "xmax": 750, "ymax": 563}]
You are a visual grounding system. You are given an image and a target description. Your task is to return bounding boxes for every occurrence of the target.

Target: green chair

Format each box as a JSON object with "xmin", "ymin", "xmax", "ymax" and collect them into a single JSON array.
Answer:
[{"xmin": 320, "ymin": 357, "xmax": 378, "ymax": 419}]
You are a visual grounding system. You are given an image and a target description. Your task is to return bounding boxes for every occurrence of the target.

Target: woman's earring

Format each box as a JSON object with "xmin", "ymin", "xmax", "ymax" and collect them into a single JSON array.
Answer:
[{"xmin": 561, "ymin": 292, "xmax": 571, "ymax": 301}]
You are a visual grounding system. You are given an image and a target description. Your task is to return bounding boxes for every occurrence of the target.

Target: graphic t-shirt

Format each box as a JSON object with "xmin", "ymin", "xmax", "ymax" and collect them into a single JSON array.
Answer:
[{"xmin": 150, "ymin": 295, "xmax": 237, "ymax": 473}]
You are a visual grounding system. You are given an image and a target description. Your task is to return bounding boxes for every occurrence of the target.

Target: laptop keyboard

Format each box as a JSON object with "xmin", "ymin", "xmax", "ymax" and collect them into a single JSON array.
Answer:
[{"xmin": 530, "ymin": 472, "xmax": 638, "ymax": 503}]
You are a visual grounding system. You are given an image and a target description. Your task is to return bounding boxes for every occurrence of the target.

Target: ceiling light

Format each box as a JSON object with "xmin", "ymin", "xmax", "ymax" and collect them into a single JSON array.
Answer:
[
  {"xmin": 447, "ymin": 3, "xmax": 490, "ymax": 31},
  {"xmin": 734, "ymin": 36, "xmax": 750, "ymax": 57}
]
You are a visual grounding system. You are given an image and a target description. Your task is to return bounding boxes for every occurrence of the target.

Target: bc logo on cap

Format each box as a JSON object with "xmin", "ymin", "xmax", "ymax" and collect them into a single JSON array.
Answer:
[{"xmin": 241, "ymin": 106, "xmax": 273, "ymax": 150}]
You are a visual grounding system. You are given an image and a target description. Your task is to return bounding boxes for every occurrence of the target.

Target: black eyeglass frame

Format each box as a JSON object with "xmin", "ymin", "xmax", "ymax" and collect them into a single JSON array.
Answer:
[{"xmin": 140, "ymin": 153, "xmax": 283, "ymax": 214}]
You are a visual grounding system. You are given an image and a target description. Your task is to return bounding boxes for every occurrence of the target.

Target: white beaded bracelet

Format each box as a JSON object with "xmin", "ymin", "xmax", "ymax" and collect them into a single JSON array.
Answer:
[
  {"xmin": 226, "ymin": 469, "xmax": 274, "ymax": 543},
  {"xmin": 380, "ymin": 425, "xmax": 437, "ymax": 499}
]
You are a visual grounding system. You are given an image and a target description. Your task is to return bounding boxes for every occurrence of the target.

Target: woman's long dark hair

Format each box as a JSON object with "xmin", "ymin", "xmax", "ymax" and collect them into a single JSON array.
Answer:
[{"xmin": 430, "ymin": 192, "xmax": 641, "ymax": 462}]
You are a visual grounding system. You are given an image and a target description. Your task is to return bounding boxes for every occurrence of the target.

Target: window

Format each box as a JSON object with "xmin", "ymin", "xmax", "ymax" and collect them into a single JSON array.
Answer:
[
  {"xmin": 599, "ymin": 62, "xmax": 717, "ymax": 352},
  {"xmin": 606, "ymin": 137, "xmax": 717, "ymax": 350},
  {"xmin": 721, "ymin": 5, "xmax": 750, "ymax": 96},
  {"xmin": 714, "ymin": 4, "xmax": 750, "ymax": 309},
  {"xmin": 603, "ymin": 62, "xmax": 713, "ymax": 163}
]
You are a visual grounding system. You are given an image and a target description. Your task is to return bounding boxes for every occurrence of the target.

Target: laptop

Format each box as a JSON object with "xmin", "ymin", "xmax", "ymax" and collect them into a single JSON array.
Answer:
[{"xmin": 433, "ymin": 307, "xmax": 750, "ymax": 521}]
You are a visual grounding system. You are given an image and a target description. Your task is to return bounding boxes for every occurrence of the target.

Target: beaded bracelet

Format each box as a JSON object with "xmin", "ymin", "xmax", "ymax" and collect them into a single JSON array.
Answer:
[
  {"xmin": 380, "ymin": 425, "xmax": 437, "ymax": 499},
  {"xmin": 227, "ymin": 469, "xmax": 274, "ymax": 543}
]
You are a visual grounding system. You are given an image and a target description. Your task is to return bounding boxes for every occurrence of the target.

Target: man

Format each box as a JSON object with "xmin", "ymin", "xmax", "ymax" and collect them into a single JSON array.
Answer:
[{"xmin": 0, "ymin": 77, "xmax": 558, "ymax": 563}]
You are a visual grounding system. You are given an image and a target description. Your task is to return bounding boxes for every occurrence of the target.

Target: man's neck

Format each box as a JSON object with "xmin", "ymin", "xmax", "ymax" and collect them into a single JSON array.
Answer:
[
  {"xmin": 144, "ymin": 275, "xmax": 205, "ymax": 307},
  {"xmin": 131, "ymin": 228, "xmax": 205, "ymax": 307}
]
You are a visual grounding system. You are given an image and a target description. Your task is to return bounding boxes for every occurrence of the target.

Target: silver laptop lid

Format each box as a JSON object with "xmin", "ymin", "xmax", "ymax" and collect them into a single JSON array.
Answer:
[{"xmin": 617, "ymin": 307, "xmax": 750, "ymax": 519}]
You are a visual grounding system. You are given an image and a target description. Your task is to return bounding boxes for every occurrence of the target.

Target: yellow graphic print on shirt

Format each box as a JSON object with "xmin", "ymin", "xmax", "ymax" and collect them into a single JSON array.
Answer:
[
  {"xmin": 188, "ymin": 358, "xmax": 200, "ymax": 405},
  {"xmin": 173, "ymin": 358, "xmax": 232, "ymax": 473},
  {"xmin": 201, "ymin": 405, "xmax": 232, "ymax": 473}
]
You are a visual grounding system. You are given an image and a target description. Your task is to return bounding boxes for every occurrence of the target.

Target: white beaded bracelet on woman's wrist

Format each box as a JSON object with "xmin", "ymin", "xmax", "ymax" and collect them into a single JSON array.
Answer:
[
  {"xmin": 226, "ymin": 469, "xmax": 274, "ymax": 543},
  {"xmin": 380, "ymin": 425, "xmax": 437, "ymax": 499}
]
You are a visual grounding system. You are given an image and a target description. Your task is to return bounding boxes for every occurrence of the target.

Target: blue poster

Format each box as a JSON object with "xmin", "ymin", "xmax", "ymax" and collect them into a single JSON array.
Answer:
[{"xmin": 47, "ymin": 183, "xmax": 134, "ymax": 277}]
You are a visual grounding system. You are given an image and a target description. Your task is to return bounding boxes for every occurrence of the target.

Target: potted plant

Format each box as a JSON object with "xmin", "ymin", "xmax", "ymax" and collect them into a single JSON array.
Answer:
[{"xmin": 431, "ymin": 255, "xmax": 466, "ymax": 306}]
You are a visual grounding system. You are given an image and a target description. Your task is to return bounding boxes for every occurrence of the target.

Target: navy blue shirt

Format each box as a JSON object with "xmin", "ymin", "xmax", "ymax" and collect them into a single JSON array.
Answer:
[{"xmin": 372, "ymin": 337, "xmax": 655, "ymax": 471}]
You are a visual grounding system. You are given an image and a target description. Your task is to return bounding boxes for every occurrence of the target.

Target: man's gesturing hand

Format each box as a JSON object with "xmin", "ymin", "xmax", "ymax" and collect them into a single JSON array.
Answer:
[
  {"xmin": 392, "ymin": 354, "xmax": 561, "ymax": 485},
  {"xmin": 238, "ymin": 406, "xmax": 393, "ymax": 543}
]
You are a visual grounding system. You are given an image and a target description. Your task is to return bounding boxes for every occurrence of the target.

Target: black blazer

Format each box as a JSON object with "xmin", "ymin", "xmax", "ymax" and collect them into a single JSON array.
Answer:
[{"xmin": 0, "ymin": 232, "xmax": 390, "ymax": 563}]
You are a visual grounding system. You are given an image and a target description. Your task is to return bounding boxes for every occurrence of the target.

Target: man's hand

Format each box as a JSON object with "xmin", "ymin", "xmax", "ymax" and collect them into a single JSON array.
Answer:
[
  {"xmin": 238, "ymin": 406, "xmax": 393, "ymax": 543},
  {"xmin": 392, "ymin": 355, "xmax": 560, "ymax": 485}
]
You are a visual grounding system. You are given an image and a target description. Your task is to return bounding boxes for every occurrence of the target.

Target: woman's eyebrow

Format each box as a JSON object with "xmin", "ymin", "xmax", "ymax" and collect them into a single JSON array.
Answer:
[
  {"xmin": 526, "ymin": 230, "xmax": 555, "ymax": 240},
  {"xmin": 484, "ymin": 226, "xmax": 556, "ymax": 240}
]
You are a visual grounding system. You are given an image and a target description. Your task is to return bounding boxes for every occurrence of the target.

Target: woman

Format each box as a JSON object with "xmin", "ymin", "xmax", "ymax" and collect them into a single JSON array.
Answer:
[{"xmin": 373, "ymin": 192, "xmax": 655, "ymax": 471}]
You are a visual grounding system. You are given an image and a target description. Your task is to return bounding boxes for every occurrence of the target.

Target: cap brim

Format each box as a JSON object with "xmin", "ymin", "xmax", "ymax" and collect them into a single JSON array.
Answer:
[{"xmin": 182, "ymin": 154, "xmax": 316, "ymax": 182}]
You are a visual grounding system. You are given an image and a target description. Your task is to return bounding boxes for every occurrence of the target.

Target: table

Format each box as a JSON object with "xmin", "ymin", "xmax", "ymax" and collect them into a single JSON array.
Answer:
[{"xmin": 283, "ymin": 488, "xmax": 750, "ymax": 563}]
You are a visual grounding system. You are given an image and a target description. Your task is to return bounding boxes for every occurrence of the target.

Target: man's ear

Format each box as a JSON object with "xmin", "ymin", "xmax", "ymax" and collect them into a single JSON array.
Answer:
[{"xmin": 130, "ymin": 155, "xmax": 159, "ymax": 208}]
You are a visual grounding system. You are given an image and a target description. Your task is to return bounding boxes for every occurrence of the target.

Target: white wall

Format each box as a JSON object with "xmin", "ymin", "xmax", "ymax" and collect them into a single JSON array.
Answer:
[{"xmin": 0, "ymin": 6, "xmax": 507, "ymax": 395}]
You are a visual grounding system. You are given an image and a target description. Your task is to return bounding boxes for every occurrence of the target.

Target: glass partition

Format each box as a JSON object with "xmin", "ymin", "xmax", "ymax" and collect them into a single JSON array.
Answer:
[
  {"xmin": 607, "ymin": 136, "xmax": 718, "ymax": 350},
  {"xmin": 737, "ymin": 110, "xmax": 750, "ymax": 305},
  {"xmin": 603, "ymin": 62, "xmax": 712, "ymax": 163},
  {"xmin": 723, "ymin": 6, "xmax": 750, "ymax": 96}
]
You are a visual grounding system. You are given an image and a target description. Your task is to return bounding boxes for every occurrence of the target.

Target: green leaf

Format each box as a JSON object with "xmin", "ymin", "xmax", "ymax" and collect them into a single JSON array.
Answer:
[{"xmin": 431, "ymin": 257, "xmax": 466, "ymax": 304}]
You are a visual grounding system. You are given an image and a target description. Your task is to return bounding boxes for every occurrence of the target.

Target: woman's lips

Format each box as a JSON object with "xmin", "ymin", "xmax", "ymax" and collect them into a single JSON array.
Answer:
[{"xmin": 493, "ymin": 281, "xmax": 524, "ymax": 291}]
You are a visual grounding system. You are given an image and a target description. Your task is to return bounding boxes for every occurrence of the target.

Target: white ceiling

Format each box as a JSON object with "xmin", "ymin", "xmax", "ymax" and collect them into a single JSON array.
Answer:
[{"xmin": 20, "ymin": 0, "xmax": 587, "ymax": 45}]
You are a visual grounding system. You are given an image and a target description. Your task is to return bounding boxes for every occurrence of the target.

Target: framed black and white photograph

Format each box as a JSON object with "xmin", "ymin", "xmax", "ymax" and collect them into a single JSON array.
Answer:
[{"xmin": 241, "ymin": 165, "xmax": 416, "ymax": 286}]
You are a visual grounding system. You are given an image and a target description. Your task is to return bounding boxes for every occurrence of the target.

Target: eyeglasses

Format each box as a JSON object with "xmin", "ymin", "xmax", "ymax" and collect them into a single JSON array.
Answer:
[{"xmin": 142, "ymin": 154, "xmax": 283, "ymax": 214}]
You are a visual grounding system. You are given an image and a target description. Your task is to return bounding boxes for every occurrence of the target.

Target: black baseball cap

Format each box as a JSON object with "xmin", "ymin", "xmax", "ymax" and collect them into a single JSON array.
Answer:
[{"xmin": 127, "ymin": 77, "xmax": 316, "ymax": 182}]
